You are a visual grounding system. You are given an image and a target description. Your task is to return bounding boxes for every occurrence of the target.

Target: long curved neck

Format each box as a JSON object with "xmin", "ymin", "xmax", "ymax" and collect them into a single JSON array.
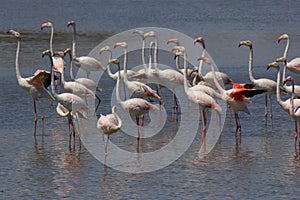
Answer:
[
  {"xmin": 123, "ymin": 47, "xmax": 128, "ymax": 83},
  {"xmin": 154, "ymin": 37, "xmax": 158, "ymax": 71},
  {"xmin": 183, "ymin": 53, "xmax": 190, "ymax": 92},
  {"xmin": 49, "ymin": 54, "xmax": 57, "ymax": 97},
  {"xmin": 209, "ymin": 61, "xmax": 225, "ymax": 94},
  {"xmin": 282, "ymin": 38, "xmax": 289, "ymax": 82},
  {"xmin": 71, "ymin": 25, "xmax": 77, "ymax": 58},
  {"xmin": 68, "ymin": 52, "xmax": 76, "ymax": 80},
  {"xmin": 198, "ymin": 48, "xmax": 206, "ymax": 77},
  {"xmin": 142, "ymin": 39, "xmax": 146, "ymax": 67},
  {"xmin": 116, "ymin": 64, "xmax": 122, "ymax": 104},
  {"xmin": 60, "ymin": 67, "xmax": 66, "ymax": 85},
  {"xmin": 275, "ymin": 67, "xmax": 284, "ymax": 108},
  {"xmin": 15, "ymin": 38, "xmax": 22, "ymax": 82},
  {"xmin": 107, "ymin": 64, "xmax": 116, "ymax": 79},
  {"xmin": 49, "ymin": 26, "xmax": 54, "ymax": 55},
  {"xmin": 248, "ymin": 45, "xmax": 256, "ymax": 84}
]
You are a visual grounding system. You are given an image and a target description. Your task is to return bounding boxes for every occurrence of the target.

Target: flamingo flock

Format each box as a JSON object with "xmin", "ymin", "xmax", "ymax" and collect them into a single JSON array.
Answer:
[{"xmin": 7, "ymin": 22, "xmax": 300, "ymax": 155}]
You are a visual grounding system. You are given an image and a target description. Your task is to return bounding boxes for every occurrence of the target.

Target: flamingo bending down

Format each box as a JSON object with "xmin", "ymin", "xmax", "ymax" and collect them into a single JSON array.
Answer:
[
  {"xmin": 8, "ymin": 29, "xmax": 54, "ymax": 137},
  {"xmin": 97, "ymin": 106, "xmax": 122, "ymax": 155},
  {"xmin": 194, "ymin": 37, "xmax": 233, "ymax": 87},
  {"xmin": 110, "ymin": 59, "xmax": 159, "ymax": 151},
  {"xmin": 267, "ymin": 60, "xmax": 300, "ymax": 149},
  {"xmin": 239, "ymin": 40, "xmax": 277, "ymax": 121},
  {"xmin": 173, "ymin": 47, "xmax": 222, "ymax": 142},
  {"xmin": 277, "ymin": 34, "xmax": 300, "ymax": 75},
  {"xmin": 200, "ymin": 56, "xmax": 265, "ymax": 136},
  {"xmin": 43, "ymin": 50, "xmax": 89, "ymax": 146},
  {"xmin": 99, "ymin": 45, "xmax": 137, "ymax": 81},
  {"xmin": 67, "ymin": 21, "xmax": 106, "ymax": 78}
]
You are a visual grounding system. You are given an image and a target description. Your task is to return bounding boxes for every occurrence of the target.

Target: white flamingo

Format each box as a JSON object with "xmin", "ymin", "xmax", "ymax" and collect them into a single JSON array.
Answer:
[
  {"xmin": 43, "ymin": 50, "xmax": 89, "ymax": 147},
  {"xmin": 239, "ymin": 40, "xmax": 277, "ymax": 120},
  {"xmin": 200, "ymin": 56, "xmax": 265, "ymax": 136},
  {"xmin": 173, "ymin": 47, "xmax": 222, "ymax": 143},
  {"xmin": 267, "ymin": 60, "xmax": 300, "ymax": 149},
  {"xmin": 110, "ymin": 59, "xmax": 159, "ymax": 151},
  {"xmin": 8, "ymin": 29, "xmax": 54, "ymax": 137},
  {"xmin": 278, "ymin": 33, "xmax": 300, "ymax": 75},
  {"xmin": 67, "ymin": 21, "xmax": 106, "ymax": 78},
  {"xmin": 114, "ymin": 42, "xmax": 161, "ymax": 101},
  {"xmin": 97, "ymin": 106, "xmax": 122, "ymax": 155},
  {"xmin": 194, "ymin": 37, "xmax": 233, "ymax": 87}
]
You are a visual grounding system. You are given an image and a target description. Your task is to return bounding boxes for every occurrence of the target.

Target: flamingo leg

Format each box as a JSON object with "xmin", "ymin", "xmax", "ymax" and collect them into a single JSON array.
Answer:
[
  {"xmin": 234, "ymin": 113, "xmax": 241, "ymax": 137},
  {"xmin": 33, "ymin": 99, "xmax": 38, "ymax": 138},
  {"xmin": 201, "ymin": 109, "xmax": 207, "ymax": 144},
  {"xmin": 36, "ymin": 100, "xmax": 45, "ymax": 135},
  {"xmin": 136, "ymin": 116, "xmax": 140, "ymax": 152},
  {"xmin": 104, "ymin": 135, "xmax": 110, "ymax": 155},
  {"xmin": 68, "ymin": 115, "xmax": 72, "ymax": 150},
  {"xmin": 174, "ymin": 93, "xmax": 179, "ymax": 121},
  {"xmin": 228, "ymin": 105, "xmax": 233, "ymax": 122},
  {"xmin": 95, "ymin": 94, "xmax": 101, "ymax": 112},
  {"xmin": 269, "ymin": 95, "xmax": 273, "ymax": 120},
  {"xmin": 264, "ymin": 94, "xmax": 268, "ymax": 119},
  {"xmin": 294, "ymin": 121, "xmax": 298, "ymax": 152},
  {"xmin": 141, "ymin": 114, "xmax": 145, "ymax": 127}
]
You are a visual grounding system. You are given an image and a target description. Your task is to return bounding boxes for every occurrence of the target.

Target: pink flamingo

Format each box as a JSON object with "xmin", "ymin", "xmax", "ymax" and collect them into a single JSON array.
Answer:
[
  {"xmin": 97, "ymin": 106, "xmax": 122, "ymax": 155},
  {"xmin": 8, "ymin": 29, "xmax": 54, "ymax": 138},
  {"xmin": 110, "ymin": 58, "xmax": 159, "ymax": 152},
  {"xmin": 67, "ymin": 21, "xmax": 106, "ymax": 78},
  {"xmin": 200, "ymin": 56, "xmax": 265, "ymax": 136},
  {"xmin": 268, "ymin": 59, "xmax": 300, "ymax": 150}
]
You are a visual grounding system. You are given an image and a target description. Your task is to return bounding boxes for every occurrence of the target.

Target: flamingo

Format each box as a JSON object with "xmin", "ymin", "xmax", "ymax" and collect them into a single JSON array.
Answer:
[
  {"xmin": 99, "ymin": 45, "xmax": 137, "ymax": 81},
  {"xmin": 8, "ymin": 29, "xmax": 54, "ymax": 137},
  {"xmin": 97, "ymin": 106, "xmax": 122, "ymax": 155},
  {"xmin": 200, "ymin": 56, "xmax": 265, "ymax": 136},
  {"xmin": 149, "ymin": 38, "xmax": 184, "ymax": 121},
  {"xmin": 52, "ymin": 51, "xmax": 96, "ymax": 100},
  {"xmin": 173, "ymin": 47, "xmax": 222, "ymax": 143},
  {"xmin": 277, "ymin": 33, "xmax": 300, "ymax": 75},
  {"xmin": 194, "ymin": 37, "xmax": 233, "ymax": 87},
  {"xmin": 113, "ymin": 42, "xmax": 161, "ymax": 101},
  {"xmin": 267, "ymin": 60, "xmax": 300, "ymax": 150},
  {"xmin": 43, "ymin": 50, "xmax": 89, "ymax": 146},
  {"xmin": 239, "ymin": 40, "xmax": 277, "ymax": 121},
  {"xmin": 41, "ymin": 21, "xmax": 65, "ymax": 92},
  {"xmin": 67, "ymin": 21, "xmax": 106, "ymax": 78},
  {"xmin": 110, "ymin": 58, "xmax": 159, "ymax": 151},
  {"xmin": 60, "ymin": 48, "xmax": 102, "ymax": 111}
]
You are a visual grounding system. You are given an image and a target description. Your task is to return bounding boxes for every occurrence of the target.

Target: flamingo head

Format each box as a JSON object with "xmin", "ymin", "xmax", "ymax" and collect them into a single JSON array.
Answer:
[
  {"xmin": 53, "ymin": 51, "xmax": 65, "ymax": 58},
  {"xmin": 144, "ymin": 31, "xmax": 156, "ymax": 38},
  {"xmin": 133, "ymin": 29, "xmax": 145, "ymax": 38},
  {"xmin": 267, "ymin": 61, "xmax": 279, "ymax": 70},
  {"xmin": 275, "ymin": 56, "xmax": 287, "ymax": 63},
  {"xmin": 198, "ymin": 57, "xmax": 212, "ymax": 65},
  {"xmin": 63, "ymin": 48, "xmax": 71, "ymax": 55},
  {"xmin": 193, "ymin": 37, "xmax": 205, "ymax": 48},
  {"xmin": 238, "ymin": 40, "xmax": 252, "ymax": 48},
  {"xmin": 283, "ymin": 76, "xmax": 293, "ymax": 85},
  {"xmin": 7, "ymin": 29, "xmax": 21, "ymax": 38},
  {"xmin": 41, "ymin": 22, "xmax": 53, "ymax": 30},
  {"xmin": 167, "ymin": 38, "xmax": 180, "ymax": 45},
  {"xmin": 67, "ymin": 21, "xmax": 75, "ymax": 27},
  {"xmin": 109, "ymin": 58, "xmax": 120, "ymax": 65},
  {"xmin": 174, "ymin": 51, "xmax": 184, "ymax": 59},
  {"xmin": 42, "ymin": 50, "xmax": 51, "ymax": 58},
  {"xmin": 114, "ymin": 42, "xmax": 127, "ymax": 48},
  {"xmin": 277, "ymin": 33, "xmax": 289, "ymax": 43},
  {"xmin": 171, "ymin": 45, "xmax": 185, "ymax": 52},
  {"xmin": 99, "ymin": 46, "xmax": 112, "ymax": 54}
]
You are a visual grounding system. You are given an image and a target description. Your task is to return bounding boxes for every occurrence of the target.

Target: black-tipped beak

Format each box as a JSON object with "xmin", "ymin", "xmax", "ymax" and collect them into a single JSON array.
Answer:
[{"xmin": 238, "ymin": 44, "xmax": 242, "ymax": 47}]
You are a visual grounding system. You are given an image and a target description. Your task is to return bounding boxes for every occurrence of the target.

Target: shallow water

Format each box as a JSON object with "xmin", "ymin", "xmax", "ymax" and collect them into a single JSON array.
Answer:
[{"xmin": 1, "ymin": 1, "xmax": 300, "ymax": 199}]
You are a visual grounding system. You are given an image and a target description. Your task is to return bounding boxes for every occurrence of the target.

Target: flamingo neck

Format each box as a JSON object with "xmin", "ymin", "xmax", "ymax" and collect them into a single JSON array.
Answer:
[
  {"xmin": 153, "ymin": 38, "xmax": 158, "ymax": 71},
  {"xmin": 69, "ymin": 53, "xmax": 76, "ymax": 81},
  {"xmin": 198, "ymin": 48, "xmax": 206, "ymax": 77},
  {"xmin": 49, "ymin": 26, "xmax": 54, "ymax": 55},
  {"xmin": 282, "ymin": 38, "xmax": 289, "ymax": 83},
  {"xmin": 142, "ymin": 39, "xmax": 146, "ymax": 67},
  {"xmin": 49, "ymin": 54, "xmax": 57, "ymax": 98},
  {"xmin": 15, "ymin": 38, "xmax": 22, "ymax": 82},
  {"xmin": 183, "ymin": 53, "xmax": 190, "ymax": 92},
  {"xmin": 209, "ymin": 61, "xmax": 225, "ymax": 94},
  {"xmin": 275, "ymin": 67, "xmax": 284, "ymax": 108},
  {"xmin": 71, "ymin": 25, "xmax": 77, "ymax": 58},
  {"xmin": 123, "ymin": 48, "xmax": 128, "ymax": 83},
  {"xmin": 106, "ymin": 63, "xmax": 116, "ymax": 79},
  {"xmin": 116, "ymin": 70, "xmax": 123, "ymax": 104},
  {"xmin": 248, "ymin": 46, "xmax": 256, "ymax": 84}
]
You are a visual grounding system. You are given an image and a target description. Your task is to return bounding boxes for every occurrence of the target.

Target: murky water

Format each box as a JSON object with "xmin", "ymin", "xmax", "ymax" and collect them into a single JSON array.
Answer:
[{"xmin": 1, "ymin": 0, "xmax": 300, "ymax": 199}]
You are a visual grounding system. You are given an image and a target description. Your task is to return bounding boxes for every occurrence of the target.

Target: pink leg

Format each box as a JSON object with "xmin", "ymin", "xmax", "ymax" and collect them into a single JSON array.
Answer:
[
  {"xmin": 33, "ymin": 99, "xmax": 38, "ymax": 138},
  {"xmin": 234, "ymin": 113, "xmax": 241, "ymax": 137},
  {"xmin": 141, "ymin": 114, "xmax": 145, "ymax": 127},
  {"xmin": 201, "ymin": 109, "xmax": 207, "ymax": 144},
  {"xmin": 228, "ymin": 105, "xmax": 233, "ymax": 122},
  {"xmin": 136, "ymin": 116, "xmax": 140, "ymax": 152},
  {"xmin": 104, "ymin": 135, "xmax": 110, "ymax": 155},
  {"xmin": 36, "ymin": 100, "xmax": 45, "ymax": 135}
]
